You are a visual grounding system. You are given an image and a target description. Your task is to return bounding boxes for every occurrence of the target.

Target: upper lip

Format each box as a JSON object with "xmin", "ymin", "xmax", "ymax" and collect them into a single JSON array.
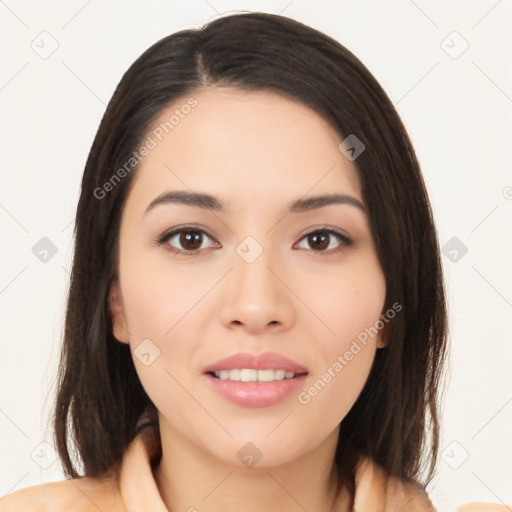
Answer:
[{"xmin": 203, "ymin": 352, "xmax": 309, "ymax": 374}]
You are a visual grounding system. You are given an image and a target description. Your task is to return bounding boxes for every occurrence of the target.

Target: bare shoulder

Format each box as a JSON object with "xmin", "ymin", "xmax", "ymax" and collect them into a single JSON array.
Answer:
[
  {"xmin": 0, "ymin": 474, "xmax": 125, "ymax": 512},
  {"xmin": 457, "ymin": 504, "xmax": 512, "ymax": 512},
  {"xmin": 382, "ymin": 473, "xmax": 437, "ymax": 511},
  {"xmin": 355, "ymin": 457, "xmax": 436, "ymax": 511},
  {"xmin": 385, "ymin": 478, "xmax": 511, "ymax": 511}
]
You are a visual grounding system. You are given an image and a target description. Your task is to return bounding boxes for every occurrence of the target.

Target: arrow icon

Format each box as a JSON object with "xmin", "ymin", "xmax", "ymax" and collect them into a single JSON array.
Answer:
[
  {"xmin": 236, "ymin": 441, "xmax": 262, "ymax": 467},
  {"xmin": 236, "ymin": 236, "xmax": 263, "ymax": 264},
  {"xmin": 134, "ymin": 339, "xmax": 160, "ymax": 366},
  {"xmin": 339, "ymin": 134, "xmax": 365, "ymax": 161},
  {"xmin": 441, "ymin": 440, "xmax": 469, "ymax": 469},
  {"xmin": 30, "ymin": 31, "xmax": 59, "ymax": 60},
  {"xmin": 440, "ymin": 31, "xmax": 469, "ymax": 60},
  {"xmin": 442, "ymin": 236, "xmax": 467, "ymax": 263},
  {"xmin": 32, "ymin": 237, "xmax": 58, "ymax": 263},
  {"xmin": 31, "ymin": 441, "xmax": 57, "ymax": 469}
]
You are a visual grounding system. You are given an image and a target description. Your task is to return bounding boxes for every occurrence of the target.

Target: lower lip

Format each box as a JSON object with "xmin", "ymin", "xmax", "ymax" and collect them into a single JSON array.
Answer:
[{"xmin": 203, "ymin": 373, "xmax": 308, "ymax": 408}]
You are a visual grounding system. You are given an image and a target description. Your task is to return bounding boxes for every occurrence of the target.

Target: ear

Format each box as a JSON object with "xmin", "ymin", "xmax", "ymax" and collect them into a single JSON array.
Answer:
[
  {"xmin": 376, "ymin": 324, "xmax": 389, "ymax": 349},
  {"xmin": 376, "ymin": 336, "xmax": 388, "ymax": 349},
  {"xmin": 108, "ymin": 279, "xmax": 130, "ymax": 344}
]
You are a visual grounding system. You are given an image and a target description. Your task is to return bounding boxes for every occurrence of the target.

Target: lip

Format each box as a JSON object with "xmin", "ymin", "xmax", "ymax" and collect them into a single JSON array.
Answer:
[
  {"xmin": 203, "ymin": 373, "xmax": 308, "ymax": 408},
  {"xmin": 202, "ymin": 352, "xmax": 309, "ymax": 374},
  {"xmin": 202, "ymin": 352, "xmax": 309, "ymax": 408}
]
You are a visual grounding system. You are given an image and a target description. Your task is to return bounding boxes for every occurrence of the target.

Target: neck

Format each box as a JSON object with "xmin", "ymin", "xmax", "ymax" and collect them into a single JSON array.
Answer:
[{"xmin": 153, "ymin": 417, "xmax": 349, "ymax": 512}]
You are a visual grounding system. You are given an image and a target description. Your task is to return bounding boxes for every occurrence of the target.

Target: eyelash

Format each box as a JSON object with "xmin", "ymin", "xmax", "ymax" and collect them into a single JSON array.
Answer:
[{"xmin": 156, "ymin": 225, "xmax": 354, "ymax": 257}]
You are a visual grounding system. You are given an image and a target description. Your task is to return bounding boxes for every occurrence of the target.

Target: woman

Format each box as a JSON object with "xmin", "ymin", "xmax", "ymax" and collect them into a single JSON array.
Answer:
[{"xmin": 0, "ymin": 11, "xmax": 508, "ymax": 512}]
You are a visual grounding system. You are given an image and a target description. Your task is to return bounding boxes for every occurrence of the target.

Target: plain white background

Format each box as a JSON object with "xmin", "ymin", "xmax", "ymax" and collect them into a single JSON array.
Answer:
[{"xmin": 0, "ymin": 1, "xmax": 511, "ymax": 510}]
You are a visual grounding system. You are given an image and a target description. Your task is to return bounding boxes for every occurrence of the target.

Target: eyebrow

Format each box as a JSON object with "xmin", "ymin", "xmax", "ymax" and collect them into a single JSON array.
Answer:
[{"xmin": 145, "ymin": 190, "xmax": 366, "ymax": 215}]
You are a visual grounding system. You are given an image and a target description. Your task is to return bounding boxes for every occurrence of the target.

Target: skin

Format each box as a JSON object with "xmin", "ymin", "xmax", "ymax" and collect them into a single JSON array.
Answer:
[{"xmin": 109, "ymin": 86, "xmax": 387, "ymax": 512}]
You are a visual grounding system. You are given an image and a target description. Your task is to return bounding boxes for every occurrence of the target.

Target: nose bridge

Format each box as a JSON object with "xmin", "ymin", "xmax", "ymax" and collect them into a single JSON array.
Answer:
[
  {"xmin": 220, "ymin": 231, "xmax": 290, "ymax": 330},
  {"xmin": 233, "ymin": 232, "xmax": 278, "ymax": 297}
]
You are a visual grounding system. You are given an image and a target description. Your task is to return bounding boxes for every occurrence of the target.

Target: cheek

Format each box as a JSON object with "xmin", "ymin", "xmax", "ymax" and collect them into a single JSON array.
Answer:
[
  {"xmin": 117, "ymin": 251, "xmax": 212, "ymax": 399},
  {"xmin": 297, "ymin": 336, "xmax": 377, "ymax": 424},
  {"xmin": 304, "ymin": 253, "xmax": 386, "ymax": 346},
  {"xmin": 119, "ymin": 248, "xmax": 209, "ymax": 340},
  {"xmin": 120, "ymin": 266, "xmax": 200, "ymax": 421},
  {"xmin": 294, "ymin": 258, "xmax": 385, "ymax": 415}
]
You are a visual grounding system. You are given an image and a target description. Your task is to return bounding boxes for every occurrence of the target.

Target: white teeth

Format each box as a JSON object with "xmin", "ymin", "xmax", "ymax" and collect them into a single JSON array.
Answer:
[
  {"xmin": 240, "ymin": 369, "xmax": 257, "ymax": 382},
  {"xmin": 217, "ymin": 370, "xmax": 233, "ymax": 380},
  {"xmin": 213, "ymin": 369, "xmax": 297, "ymax": 382}
]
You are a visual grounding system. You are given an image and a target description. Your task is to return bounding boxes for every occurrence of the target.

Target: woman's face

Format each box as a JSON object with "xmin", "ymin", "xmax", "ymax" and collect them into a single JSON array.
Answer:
[{"xmin": 109, "ymin": 87, "xmax": 387, "ymax": 467}]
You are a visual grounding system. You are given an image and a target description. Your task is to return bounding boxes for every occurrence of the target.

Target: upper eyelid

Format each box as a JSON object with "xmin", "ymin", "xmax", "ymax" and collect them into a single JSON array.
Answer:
[
  {"xmin": 158, "ymin": 225, "xmax": 350, "ymax": 240},
  {"xmin": 158, "ymin": 226, "xmax": 216, "ymax": 243}
]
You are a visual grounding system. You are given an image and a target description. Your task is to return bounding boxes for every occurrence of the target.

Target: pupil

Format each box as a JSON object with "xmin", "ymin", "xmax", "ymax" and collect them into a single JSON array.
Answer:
[
  {"xmin": 310, "ymin": 233, "xmax": 328, "ymax": 250},
  {"xmin": 181, "ymin": 231, "xmax": 202, "ymax": 250}
]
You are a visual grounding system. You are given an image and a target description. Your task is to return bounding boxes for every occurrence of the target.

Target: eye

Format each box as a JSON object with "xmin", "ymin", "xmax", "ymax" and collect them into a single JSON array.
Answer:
[
  {"xmin": 157, "ymin": 227, "xmax": 219, "ymax": 255},
  {"xmin": 295, "ymin": 228, "xmax": 353, "ymax": 255},
  {"xmin": 156, "ymin": 226, "xmax": 353, "ymax": 256}
]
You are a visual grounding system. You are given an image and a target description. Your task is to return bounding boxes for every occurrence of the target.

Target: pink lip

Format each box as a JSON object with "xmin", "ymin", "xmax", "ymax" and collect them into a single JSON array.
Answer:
[
  {"xmin": 202, "ymin": 352, "xmax": 309, "ymax": 408},
  {"xmin": 203, "ymin": 373, "xmax": 308, "ymax": 408},
  {"xmin": 202, "ymin": 352, "xmax": 308, "ymax": 374}
]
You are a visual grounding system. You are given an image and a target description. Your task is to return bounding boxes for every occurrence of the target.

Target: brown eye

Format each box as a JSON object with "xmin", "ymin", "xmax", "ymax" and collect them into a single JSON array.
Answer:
[
  {"xmin": 307, "ymin": 232, "xmax": 330, "ymax": 251},
  {"xmin": 158, "ymin": 228, "xmax": 218, "ymax": 255},
  {"xmin": 178, "ymin": 231, "xmax": 203, "ymax": 251},
  {"xmin": 295, "ymin": 229, "xmax": 353, "ymax": 255}
]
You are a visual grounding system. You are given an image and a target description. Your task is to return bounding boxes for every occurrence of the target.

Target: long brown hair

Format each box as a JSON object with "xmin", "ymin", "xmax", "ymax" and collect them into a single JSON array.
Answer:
[{"xmin": 53, "ymin": 11, "xmax": 448, "ymax": 504}]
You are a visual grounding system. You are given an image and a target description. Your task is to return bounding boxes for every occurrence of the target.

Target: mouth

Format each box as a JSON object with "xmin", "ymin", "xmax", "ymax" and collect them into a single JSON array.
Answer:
[
  {"xmin": 202, "ymin": 352, "xmax": 309, "ymax": 407},
  {"xmin": 206, "ymin": 369, "xmax": 308, "ymax": 382}
]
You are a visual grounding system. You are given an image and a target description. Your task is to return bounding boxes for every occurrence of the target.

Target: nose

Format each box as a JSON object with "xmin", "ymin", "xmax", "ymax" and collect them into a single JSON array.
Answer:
[{"xmin": 219, "ymin": 243, "xmax": 294, "ymax": 334}]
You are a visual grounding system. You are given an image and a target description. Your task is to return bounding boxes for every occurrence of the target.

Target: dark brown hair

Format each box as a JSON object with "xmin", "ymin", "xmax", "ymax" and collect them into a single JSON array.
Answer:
[{"xmin": 53, "ymin": 11, "xmax": 448, "ymax": 504}]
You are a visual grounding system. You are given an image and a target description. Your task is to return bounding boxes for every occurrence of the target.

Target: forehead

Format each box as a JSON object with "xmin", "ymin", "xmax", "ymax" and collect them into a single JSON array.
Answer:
[{"xmin": 127, "ymin": 87, "xmax": 363, "ymax": 213}]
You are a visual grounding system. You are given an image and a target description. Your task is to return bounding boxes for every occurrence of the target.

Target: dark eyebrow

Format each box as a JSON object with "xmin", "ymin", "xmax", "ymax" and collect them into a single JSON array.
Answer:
[
  {"xmin": 145, "ymin": 190, "xmax": 366, "ymax": 215},
  {"xmin": 288, "ymin": 193, "xmax": 365, "ymax": 213}
]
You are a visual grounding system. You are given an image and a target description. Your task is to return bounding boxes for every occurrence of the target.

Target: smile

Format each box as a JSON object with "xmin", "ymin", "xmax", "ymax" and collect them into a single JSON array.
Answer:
[{"xmin": 210, "ymin": 368, "xmax": 306, "ymax": 382}]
